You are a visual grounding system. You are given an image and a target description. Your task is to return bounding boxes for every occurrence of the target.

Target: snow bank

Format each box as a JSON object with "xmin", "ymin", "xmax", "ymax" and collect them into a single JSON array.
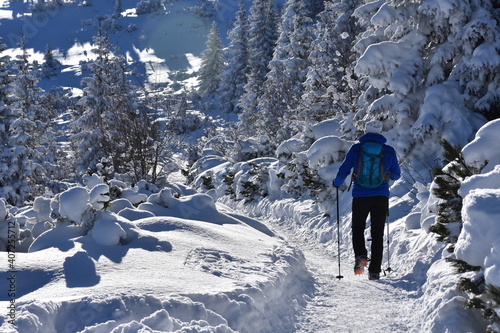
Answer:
[
  {"xmin": 455, "ymin": 189, "xmax": 500, "ymax": 275},
  {"xmin": 420, "ymin": 259, "xmax": 487, "ymax": 333},
  {"xmin": 462, "ymin": 118, "xmax": 500, "ymax": 173},
  {"xmin": 456, "ymin": 120, "xmax": 500, "ymax": 287},
  {"xmin": 1, "ymin": 178, "xmax": 313, "ymax": 333},
  {"xmin": 28, "ymin": 224, "xmax": 86, "ymax": 253}
]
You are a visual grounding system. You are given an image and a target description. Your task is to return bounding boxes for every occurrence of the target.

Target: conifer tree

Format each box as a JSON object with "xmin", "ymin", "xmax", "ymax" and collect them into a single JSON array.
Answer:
[
  {"xmin": 72, "ymin": 31, "xmax": 135, "ymax": 174},
  {"xmin": 5, "ymin": 34, "xmax": 55, "ymax": 205},
  {"xmin": 218, "ymin": 0, "xmax": 249, "ymax": 114},
  {"xmin": 299, "ymin": 0, "xmax": 361, "ymax": 123},
  {"xmin": 429, "ymin": 140, "xmax": 476, "ymax": 247},
  {"xmin": 430, "ymin": 139, "xmax": 500, "ymax": 332},
  {"xmin": 257, "ymin": 0, "xmax": 313, "ymax": 142},
  {"xmin": 41, "ymin": 42, "xmax": 61, "ymax": 78},
  {"xmin": 198, "ymin": 21, "xmax": 225, "ymax": 97},
  {"xmin": 238, "ymin": 0, "xmax": 278, "ymax": 136},
  {"xmin": 73, "ymin": 30, "xmax": 165, "ymax": 183},
  {"xmin": 353, "ymin": 1, "xmax": 499, "ymax": 142}
]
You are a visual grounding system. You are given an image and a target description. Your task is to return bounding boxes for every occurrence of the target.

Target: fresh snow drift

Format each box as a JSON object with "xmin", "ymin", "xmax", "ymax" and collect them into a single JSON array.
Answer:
[{"xmin": 1, "ymin": 183, "xmax": 312, "ymax": 333}]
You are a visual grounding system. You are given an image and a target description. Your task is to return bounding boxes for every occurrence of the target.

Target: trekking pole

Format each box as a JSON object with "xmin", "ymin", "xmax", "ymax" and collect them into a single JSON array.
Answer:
[
  {"xmin": 335, "ymin": 187, "xmax": 344, "ymax": 280},
  {"xmin": 385, "ymin": 211, "xmax": 392, "ymax": 274}
]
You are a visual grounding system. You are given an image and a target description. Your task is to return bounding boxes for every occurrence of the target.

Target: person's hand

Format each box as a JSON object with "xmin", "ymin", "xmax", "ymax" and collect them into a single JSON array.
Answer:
[{"xmin": 333, "ymin": 178, "xmax": 343, "ymax": 188}]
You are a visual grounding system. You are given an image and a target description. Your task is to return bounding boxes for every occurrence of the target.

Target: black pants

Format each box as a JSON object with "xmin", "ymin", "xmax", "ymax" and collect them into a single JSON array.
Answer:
[{"xmin": 351, "ymin": 196, "xmax": 388, "ymax": 274}]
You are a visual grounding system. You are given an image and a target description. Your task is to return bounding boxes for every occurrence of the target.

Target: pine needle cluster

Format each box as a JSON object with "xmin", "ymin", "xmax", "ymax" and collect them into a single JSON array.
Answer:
[{"xmin": 429, "ymin": 140, "xmax": 476, "ymax": 247}]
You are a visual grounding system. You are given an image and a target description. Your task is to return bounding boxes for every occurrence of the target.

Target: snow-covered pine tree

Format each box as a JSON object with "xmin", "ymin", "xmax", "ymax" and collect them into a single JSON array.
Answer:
[
  {"xmin": 299, "ymin": 0, "xmax": 361, "ymax": 124},
  {"xmin": 257, "ymin": 0, "xmax": 313, "ymax": 142},
  {"xmin": 72, "ymin": 30, "xmax": 136, "ymax": 175},
  {"xmin": 36, "ymin": 88, "xmax": 73, "ymax": 187},
  {"xmin": 6, "ymin": 34, "xmax": 54, "ymax": 205},
  {"xmin": 41, "ymin": 42, "xmax": 62, "ymax": 79},
  {"xmin": 352, "ymin": 0, "xmax": 425, "ymax": 133},
  {"xmin": 218, "ymin": 0, "xmax": 249, "ymax": 114},
  {"xmin": 431, "ymin": 139, "xmax": 500, "ymax": 332},
  {"xmin": 198, "ymin": 21, "xmax": 225, "ymax": 98},
  {"xmin": 237, "ymin": 0, "xmax": 279, "ymax": 136},
  {"xmin": 353, "ymin": 0, "xmax": 494, "ymax": 156},
  {"xmin": 0, "ymin": 37, "xmax": 16, "ymax": 204},
  {"xmin": 414, "ymin": 0, "xmax": 500, "ymax": 124},
  {"xmin": 441, "ymin": 1, "xmax": 500, "ymax": 120},
  {"xmin": 429, "ymin": 140, "xmax": 476, "ymax": 247},
  {"xmin": 0, "ymin": 36, "xmax": 12, "ymax": 142}
]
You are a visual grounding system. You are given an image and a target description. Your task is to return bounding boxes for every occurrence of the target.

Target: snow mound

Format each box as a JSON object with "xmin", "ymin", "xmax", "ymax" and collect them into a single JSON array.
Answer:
[
  {"xmin": 462, "ymin": 118, "xmax": 500, "ymax": 173},
  {"xmin": 91, "ymin": 217, "xmax": 127, "ymax": 246},
  {"xmin": 28, "ymin": 224, "xmax": 86, "ymax": 253},
  {"xmin": 58, "ymin": 187, "xmax": 90, "ymax": 224},
  {"xmin": 455, "ymin": 189, "xmax": 500, "ymax": 281}
]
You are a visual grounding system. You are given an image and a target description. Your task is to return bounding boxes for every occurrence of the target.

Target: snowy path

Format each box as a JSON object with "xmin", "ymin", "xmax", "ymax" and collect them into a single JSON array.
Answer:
[{"xmin": 283, "ymin": 233, "xmax": 422, "ymax": 333}]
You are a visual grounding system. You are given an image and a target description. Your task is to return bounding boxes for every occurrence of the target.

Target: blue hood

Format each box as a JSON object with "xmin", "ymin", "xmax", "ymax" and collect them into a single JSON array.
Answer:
[{"xmin": 359, "ymin": 133, "xmax": 387, "ymax": 145}]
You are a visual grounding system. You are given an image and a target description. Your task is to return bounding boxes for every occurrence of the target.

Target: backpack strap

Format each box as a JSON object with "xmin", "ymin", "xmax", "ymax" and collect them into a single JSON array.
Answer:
[
  {"xmin": 347, "ymin": 146, "xmax": 363, "ymax": 191},
  {"xmin": 379, "ymin": 150, "xmax": 390, "ymax": 182},
  {"xmin": 353, "ymin": 148, "xmax": 364, "ymax": 179}
]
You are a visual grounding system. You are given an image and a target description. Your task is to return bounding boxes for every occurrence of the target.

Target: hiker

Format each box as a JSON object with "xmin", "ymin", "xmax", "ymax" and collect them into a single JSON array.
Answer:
[{"xmin": 333, "ymin": 120, "xmax": 401, "ymax": 280}]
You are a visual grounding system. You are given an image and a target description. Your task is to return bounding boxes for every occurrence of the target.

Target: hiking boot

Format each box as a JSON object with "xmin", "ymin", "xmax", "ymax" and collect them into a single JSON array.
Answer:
[
  {"xmin": 369, "ymin": 272, "xmax": 380, "ymax": 280},
  {"xmin": 354, "ymin": 256, "xmax": 369, "ymax": 275}
]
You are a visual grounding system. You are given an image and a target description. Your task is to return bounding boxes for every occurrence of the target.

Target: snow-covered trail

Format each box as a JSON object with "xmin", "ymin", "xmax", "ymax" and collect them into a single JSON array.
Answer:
[
  {"xmin": 219, "ymin": 198, "xmax": 423, "ymax": 332},
  {"xmin": 284, "ymin": 233, "xmax": 422, "ymax": 333}
]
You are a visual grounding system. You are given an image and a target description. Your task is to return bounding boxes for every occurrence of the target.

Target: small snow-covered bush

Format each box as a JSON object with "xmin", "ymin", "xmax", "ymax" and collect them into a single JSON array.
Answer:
[
  {"xmin": 213, "ymin": 158, "xmax": 275, "ymax": 204},
  {"xmin": 235, "ymin": 136, "xmax": 276, "ymax": 162},
  {"xmin": 166, "ymin": 111, "xmax": 210, "ymax": 135},
  {"xmin": 0, "ymin": 175, "xmax": 159, "ymax": 253},
  {"xmin": 274, "ymin": 134, "xmax": 351, "ymax": 208},
  {"xmin": 136, "ymin": 0, "xmax": 162, "ymax": 15},
  {"xmin": 29, "ymin": 1, "xmax": 61, "ymax": 13}
]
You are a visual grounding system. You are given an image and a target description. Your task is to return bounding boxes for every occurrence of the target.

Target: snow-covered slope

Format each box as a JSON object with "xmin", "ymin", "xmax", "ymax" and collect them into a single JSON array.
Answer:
[
  {"xmin": 0, "ymin": 183, "xmax": 312, "ymax": 332},
  {"xmin": 0, "ymin": 0, "xmax": 235, "ymax": 91}
]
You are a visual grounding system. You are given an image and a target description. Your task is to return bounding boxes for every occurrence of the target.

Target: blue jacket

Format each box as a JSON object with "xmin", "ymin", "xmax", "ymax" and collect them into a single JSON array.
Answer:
[{"xmin": 334, "ymin": 133, "xmax": 401, "ymax": 197}]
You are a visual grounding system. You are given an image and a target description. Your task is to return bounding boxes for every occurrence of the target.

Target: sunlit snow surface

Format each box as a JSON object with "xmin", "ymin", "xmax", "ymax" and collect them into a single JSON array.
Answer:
[
  {"xmin": 1, "ymin": 184, "xmax": 311, "ymax": 332},
  {"xmin": 0, "ymin": 0, "xmax": 210, "ymax": 92}
]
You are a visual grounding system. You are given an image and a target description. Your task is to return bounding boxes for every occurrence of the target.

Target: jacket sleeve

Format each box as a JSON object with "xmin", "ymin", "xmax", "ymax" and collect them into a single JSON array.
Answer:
[
  {"xmin": 385, "ymin": 147, "xmax": 401, "ymax": 181},
  {"xmin": 334, "ymin": 145, "xmax": 357, "ymax": 186}
]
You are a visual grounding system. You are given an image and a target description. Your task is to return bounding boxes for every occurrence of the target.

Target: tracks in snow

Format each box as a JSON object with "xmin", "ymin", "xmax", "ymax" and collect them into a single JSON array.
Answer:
[{"xmin": 282, "ymin": 233, "xmax": 422, "ymax": 333}]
